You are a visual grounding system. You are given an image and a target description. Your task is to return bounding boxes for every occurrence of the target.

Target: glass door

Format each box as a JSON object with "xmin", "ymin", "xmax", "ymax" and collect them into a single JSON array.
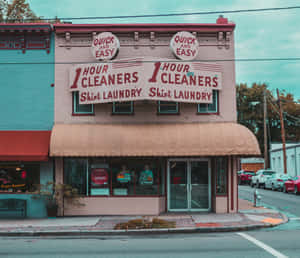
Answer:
[
  {"xmin": 168, "ymin": 159, "xmax": 210, "ymax": 212},
  {"xmin": 190, "ymin": 161, "xmax": 209, "ymax": 210},
  {"xmin": 169, "ymin": 161, "xmax": 188, "ymax": 210}
]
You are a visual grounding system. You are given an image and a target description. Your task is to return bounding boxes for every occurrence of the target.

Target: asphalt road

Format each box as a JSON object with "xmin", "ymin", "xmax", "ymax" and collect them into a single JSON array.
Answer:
[
  {"xmin": 1, "ymin": 186, "xmax": 300, "ymax": 257},
  {"xmin": 238, "ymin": 185, "xmax": 300, "ymax": 217},
  {"xmin": 0, "ymin": 230, "xmax": 299, "ymax": 258}
]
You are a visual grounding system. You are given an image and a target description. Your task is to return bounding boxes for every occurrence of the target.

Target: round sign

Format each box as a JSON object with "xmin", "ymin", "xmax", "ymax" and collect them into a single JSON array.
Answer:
[
  {"xmin": 91, "ymin": 32, "xmax": 120, "ymax": 60},
  {"xmin": 170, "ymin": 31, "xmax": 199, "ymax": 61}
]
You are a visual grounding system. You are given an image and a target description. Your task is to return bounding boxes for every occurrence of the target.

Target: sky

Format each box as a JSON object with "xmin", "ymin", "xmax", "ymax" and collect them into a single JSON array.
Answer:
[{"xmin": 27, "ymin": 0, "xmax": 300, "ymax": 100}]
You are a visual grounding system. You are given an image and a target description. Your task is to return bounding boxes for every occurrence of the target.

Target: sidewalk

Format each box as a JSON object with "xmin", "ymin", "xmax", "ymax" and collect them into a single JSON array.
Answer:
[{"xmin": 0, "ymin": 199, "xmax": 288, "ymax": 236}]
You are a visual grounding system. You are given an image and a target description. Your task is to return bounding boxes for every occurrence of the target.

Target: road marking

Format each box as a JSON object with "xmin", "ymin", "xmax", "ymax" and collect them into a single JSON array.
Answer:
[
  {"xmin": 237, "ymin": 232, "xmax": 288, "ymax": 258},
  {"xmin": 289, "ymin": 217, "xmax": 300, "ymax": 220}
]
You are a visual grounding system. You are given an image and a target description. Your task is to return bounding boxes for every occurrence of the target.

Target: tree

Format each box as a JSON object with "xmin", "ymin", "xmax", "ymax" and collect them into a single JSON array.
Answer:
[
  {"xmin": 0, "ymin": 0, "xmax": 39, "ymax": 23},
  {"xmin": 236, "ymin": 83, "xmax": 300, "ymax": 156}
]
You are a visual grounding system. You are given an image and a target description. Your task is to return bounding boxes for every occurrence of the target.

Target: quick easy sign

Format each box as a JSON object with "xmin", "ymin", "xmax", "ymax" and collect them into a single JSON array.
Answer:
[
  {"xmin": 91, "ymin": 32, "xmax": 120, "ymax": 60},
  {"xmin": 69, "ymin": 57, "xmax": 222, "ymax": 104},
  {"xmin": 170, "ymin": 31, "xmax": 199, "ymax": 60}
]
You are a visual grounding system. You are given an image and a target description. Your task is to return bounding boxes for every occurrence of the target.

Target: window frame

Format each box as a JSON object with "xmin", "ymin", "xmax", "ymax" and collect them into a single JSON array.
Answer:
[
  {"xmin": 215, "ymin": 157, "xmax": 228, "ymax": 196},
  {"xmin": 157, "ymin": 101, "xmax": 180, "ymax": 115},
  {"xmin": 72, "ymin": 92, "xmax": 94, "ymax": 116},
  {"xmin": 112, "ymin": 101, "xmax": 134, "ymax": 115},
  {"xmin": 197, "ymin": 90, "xmax": 219, "ymax": 115},
  {"xmin": 63, "ymin": 158, "xmax": 165, "ymax": 198}
]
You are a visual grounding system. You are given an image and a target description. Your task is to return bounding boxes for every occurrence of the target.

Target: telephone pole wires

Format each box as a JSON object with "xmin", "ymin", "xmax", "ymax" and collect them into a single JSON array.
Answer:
[{"xmin": 276, "ymin": 89, "xmax": 287, "ymax": 174}]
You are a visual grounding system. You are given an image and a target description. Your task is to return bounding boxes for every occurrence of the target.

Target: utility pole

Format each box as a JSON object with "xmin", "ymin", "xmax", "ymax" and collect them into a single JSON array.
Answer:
[
  {"xmin": 263, "ymin": 89, "xmax": 268, "ymax": 169},
  {"xmin": 276, "ymin": 89, "xmax": 287, "ymax": 174}
]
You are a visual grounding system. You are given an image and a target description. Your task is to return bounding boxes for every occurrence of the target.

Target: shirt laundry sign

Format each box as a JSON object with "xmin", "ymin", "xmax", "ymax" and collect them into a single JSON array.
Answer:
[{"xmin": 69, "ymin": 57, "xmax": 222, "ymax": 104}]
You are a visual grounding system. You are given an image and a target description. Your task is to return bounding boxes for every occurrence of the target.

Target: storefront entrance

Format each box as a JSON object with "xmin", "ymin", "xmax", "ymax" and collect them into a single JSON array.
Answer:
[{"xmin": 167, "ymin": 159, "xmax": 211, "ymax": 212}]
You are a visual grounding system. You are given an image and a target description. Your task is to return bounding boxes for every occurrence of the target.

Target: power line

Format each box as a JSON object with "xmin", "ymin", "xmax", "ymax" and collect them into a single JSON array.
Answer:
[
  {"xmin": 4, "ymin": 5, "xmax": 300, "ymax": 21},
  {"xmin": 267, "ymin": 94, "xmax": 300, "ymax": 125},
  {"xmin": 1, "ymin": 57, "xmax": 300, "ymax": 65}
]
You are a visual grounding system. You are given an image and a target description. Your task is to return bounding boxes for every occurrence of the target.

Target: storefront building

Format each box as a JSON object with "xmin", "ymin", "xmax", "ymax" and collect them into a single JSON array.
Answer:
[
  {"xmin": 0, "ymin": 24, "xmax": 54, "ymax": 218},
  {"xmin": 51, "ymin": 17, "xmax": 260, "ymax": 216}
]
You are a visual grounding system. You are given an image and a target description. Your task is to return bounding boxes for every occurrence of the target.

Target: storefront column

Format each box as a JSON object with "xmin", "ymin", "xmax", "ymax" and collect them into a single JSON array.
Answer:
[
  {"xmin": 228, "ymin": 156, "xmax": 238, "ymax": 213},
  {"xmin": 55, "ymin": 157, "xmax": 64, "ymax": 216}
]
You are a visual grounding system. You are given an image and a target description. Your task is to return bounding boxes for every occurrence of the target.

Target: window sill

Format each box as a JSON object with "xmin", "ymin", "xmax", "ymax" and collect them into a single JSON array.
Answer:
[
  {"xmin": 72, "ymin": 112, "xmax": 95, "ymax": 116},
  {"xmin": 196, "ymin": 112, "xmax": 219, "ymax": 116}
]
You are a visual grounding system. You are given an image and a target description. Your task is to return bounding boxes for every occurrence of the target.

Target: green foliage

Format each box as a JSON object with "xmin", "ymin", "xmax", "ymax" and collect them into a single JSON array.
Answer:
[
  {"xmin": 32, "ymin": 182, "xmax": 85, "ymax": 208},
  {"xmin": 236, "ymin": 83, "xmax": 300, "ymax": 156},
  {"xmin": 114, "ymin": 218, "xmax": 176, "ymax": 230},
  {"xmin": 0, "ymin": 0, "xmax": 39, "ymax": 22}
]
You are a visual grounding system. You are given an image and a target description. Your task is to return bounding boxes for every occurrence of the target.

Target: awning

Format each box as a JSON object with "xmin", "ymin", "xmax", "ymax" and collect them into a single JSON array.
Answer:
[
  {"xmin": 0, "ymin": 131, "xmax": 51, "ymax": 161},
  {"xmin": 50, "ymin": 123, "xmax": 260, "ymax": 157}
]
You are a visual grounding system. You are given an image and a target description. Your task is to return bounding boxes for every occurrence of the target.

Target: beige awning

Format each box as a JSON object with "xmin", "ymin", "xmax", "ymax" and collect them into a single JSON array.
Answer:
[{"xmin": 50, "ymin": 123, "xmax": 261, "ymax": 157}]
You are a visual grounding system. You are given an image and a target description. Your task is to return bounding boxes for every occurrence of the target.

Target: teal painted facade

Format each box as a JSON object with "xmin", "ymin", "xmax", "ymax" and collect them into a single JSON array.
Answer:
[
  {"xmin": 0, "ymin": 24, "xmax": 54, "ymax": 218},
  {"xmin": 0, "ymin": 31, "xmax": 54, "ymax": 130}
]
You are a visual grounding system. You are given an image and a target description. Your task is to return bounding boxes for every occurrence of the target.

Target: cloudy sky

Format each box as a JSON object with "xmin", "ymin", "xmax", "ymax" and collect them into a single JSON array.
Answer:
[{"xmin": 27, "ymin": 0, "xmax": 300, "ymax": 99}]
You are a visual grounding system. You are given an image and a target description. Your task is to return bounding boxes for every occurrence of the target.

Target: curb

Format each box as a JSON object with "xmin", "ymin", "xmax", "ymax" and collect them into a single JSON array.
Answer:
[{"xmin": 0, "ymin": 220, "xmax": 286, "ymax": 237}]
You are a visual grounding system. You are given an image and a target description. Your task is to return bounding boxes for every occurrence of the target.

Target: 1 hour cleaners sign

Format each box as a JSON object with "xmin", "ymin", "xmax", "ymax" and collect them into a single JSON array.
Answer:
[{"xmin": 69, "ymin": 57, "xmax": 222, "ymax": 104}]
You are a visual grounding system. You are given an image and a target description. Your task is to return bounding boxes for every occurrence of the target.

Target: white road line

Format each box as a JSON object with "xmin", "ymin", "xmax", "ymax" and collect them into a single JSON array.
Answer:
[{"xmin": 237, "ymin": 232, "xmax": 288, "ymax": 258}]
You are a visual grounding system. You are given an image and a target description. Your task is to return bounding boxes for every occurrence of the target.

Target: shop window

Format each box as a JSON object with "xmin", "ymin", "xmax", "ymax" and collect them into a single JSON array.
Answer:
[
  {"xmin": 0, "ymin": 164, "xmax": 40, "ymax": 193},
  {"xmin": 63, "ymin": 158, "xmax": 165, "ymax": 197},
  {"xmin": 197, "ymin": 90, "xmax": 219, "ymax": 114},
  {"xmin": 112, "ymin": 101, "xmax": 134, "ymax": 114},
  {"xmin": 215, "ymin": 157, "xmax": 227, "ymax": 195},
  {"xmin": 110, "ymin": 159, "xmax": 164, "ymax": 196},
  {"xmin": 158, "ymin": 101, "xmax": 179, "ymax": 114},
  {"xmin": 64, "ymin": 159, "xmax": 88, "ymax": 195},
  {"xmin": 73, "ymin": 92, "xmax": 94, "ymax": 115}
]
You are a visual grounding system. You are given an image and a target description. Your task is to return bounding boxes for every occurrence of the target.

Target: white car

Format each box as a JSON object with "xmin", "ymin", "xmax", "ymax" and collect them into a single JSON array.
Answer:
[
  {"xmin": 265, "ymin": 174, "xmax": 291, "ymax": 191},
  {"xmin": 251, "ymin": 169, "xmax": 276, "ymax": 188}
]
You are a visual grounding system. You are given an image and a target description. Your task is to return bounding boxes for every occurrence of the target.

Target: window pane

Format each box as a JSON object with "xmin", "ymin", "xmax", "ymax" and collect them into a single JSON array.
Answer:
[
  {"xmin": 216, "ymin": 157, "xmax": 227, "ymax": 195},
  {"xmin": 110, "ymin": 158, "xmax": 163, "ymax": 196},
  {"xmin": 73, "ymin": 92, "xmax": 93, "ymax": 114},
  {"xmin": 198, "ymin": 90, "xmax": 218, "ymax": 113},
  {"xmin": 89, "ymin": 160, "xmax": 110, "ymax": 196},
  {"xmin": 158, "ymin": 101, "xmax": 178, "ymax": 114},
  {"xmin": 113, "ymin": 102, "xmax": 133, "ymax": 114},
  {"xmin": 0, "ymin": 164, "xmax": 40, "ymax": 193},
  {"xmin": 64, "ymin": 158, "xmax": 87, "ymax": 195}
]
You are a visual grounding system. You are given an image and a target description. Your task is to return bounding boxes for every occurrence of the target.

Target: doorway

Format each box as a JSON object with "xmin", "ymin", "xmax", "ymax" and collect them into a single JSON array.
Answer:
[{"xmin": 167, "ymin": 159, "xmax": 211, "ymax": 211}]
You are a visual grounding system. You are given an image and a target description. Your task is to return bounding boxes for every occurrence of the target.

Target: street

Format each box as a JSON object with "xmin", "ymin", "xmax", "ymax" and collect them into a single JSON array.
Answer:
[
  {"xmin": 238, "ymin": 185, "xmax": 300, "ymax": 217},
  {"xmin": 1, "ymin": 186, "xmax": 300, "ymax": 257}
]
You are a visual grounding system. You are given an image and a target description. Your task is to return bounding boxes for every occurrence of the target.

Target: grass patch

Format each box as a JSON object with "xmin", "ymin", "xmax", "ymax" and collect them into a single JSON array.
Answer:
[{"xmin": 114, "ymin": 218, "xmax": 176, "ymax": 230}]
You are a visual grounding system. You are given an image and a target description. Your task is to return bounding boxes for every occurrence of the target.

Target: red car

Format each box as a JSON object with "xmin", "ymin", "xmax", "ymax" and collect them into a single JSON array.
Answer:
[
  {"xmin": 283, "ymin": 176, "xmax": 300, "ymax": 194},
  {"xmin": 238, "ymin": 170, "xmax": 255, "ymax": 185}
]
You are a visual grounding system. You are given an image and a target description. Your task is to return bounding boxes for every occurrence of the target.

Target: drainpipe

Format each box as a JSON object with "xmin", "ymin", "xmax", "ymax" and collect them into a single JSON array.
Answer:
[{"xmin": 295, "ymin": 147, "xmax": 298, "ymax": 176}]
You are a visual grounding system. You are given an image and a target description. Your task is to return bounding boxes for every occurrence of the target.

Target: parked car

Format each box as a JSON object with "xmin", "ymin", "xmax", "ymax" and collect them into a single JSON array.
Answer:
[
  {"xmin": 250, "ymin": 169, "xmax": 276, "ymax": 188},
  {"xmin": 238, "ymin": 170, "xmax": 255, "ymax": 185},
  {"xmin": 264, "ymin": 174, "xmax": 291, "ymax": 191},
  {"xmin": 283, "ymin": 176, "xmax": 300, "ymax": 194}
]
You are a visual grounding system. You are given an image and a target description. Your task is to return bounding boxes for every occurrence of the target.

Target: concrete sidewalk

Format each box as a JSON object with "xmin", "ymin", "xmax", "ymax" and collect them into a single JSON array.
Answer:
[{"xmin": 0, "ymin": 199, "xmax": 288, "ymax": 236}]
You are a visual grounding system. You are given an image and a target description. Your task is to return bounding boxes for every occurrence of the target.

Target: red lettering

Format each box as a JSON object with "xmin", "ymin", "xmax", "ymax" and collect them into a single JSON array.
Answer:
[
  {"xmin": 148, "ymin": 62, "xmax": 161, "ymax": 83},
  {"xmin": 70, "ymin": 68, "xmax": 82, "ymax": 89},
  {"xmin": 205, "ymin": 77, "xmax": 211, "ymax": 87},
  {"xmin": 212, "ymin": 77, "xmax": 218, "ymax": 87},
  {"xmin": 149, "ymin": 87, "xmax": 156, "ymax": 97},
  {"xmin": 81, "ymin": 78, "xmax": 87, "ymax": 88},
  {"xmin": 124, "ymin": 73, "xmax": 131, "ymax": 84},
  {"xmin": 132, "ymin": 72, "xmax": 138, "ymax": 83},
  {"xmin": 80, "ymin": 92, "xmax": 86, "ymax": 102}
]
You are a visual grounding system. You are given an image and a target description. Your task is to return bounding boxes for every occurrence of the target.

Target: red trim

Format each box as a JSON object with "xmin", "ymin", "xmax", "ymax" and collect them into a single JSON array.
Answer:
[
  {"xmin": 83, "ymin": 195, "xmax": 164, "ymax": 198},
  {"xmin": 236, "ymin": 158, "xmax": 239, "ymax": 211},
  {"xmin": 231, "ymin": 156, "xmax": 234, "ymax": 211},
  {"xmin": 54, "ymin": 23, "xmax": 235, "ymax": 33},
  {"xmin": 165, "ymin": 160, "xmax": 168, "ymax": 212},
  {"xmin": 227, "ymin": 156, "xmax": 229, "ymax": 213},
  {"xmin": 0, "ymin": 131, "xmax": 51, "ymax": 161}
]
